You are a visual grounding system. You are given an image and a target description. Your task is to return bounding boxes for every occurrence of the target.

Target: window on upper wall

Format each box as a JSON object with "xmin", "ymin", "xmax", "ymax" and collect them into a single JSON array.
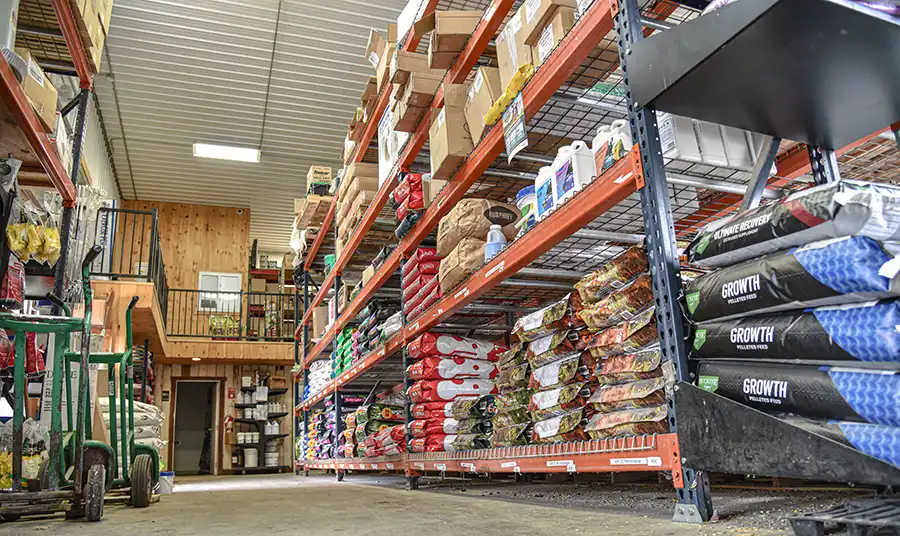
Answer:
[{"xmin": 198, "ymin": 272, "xmax": 242, "ymax": 313}]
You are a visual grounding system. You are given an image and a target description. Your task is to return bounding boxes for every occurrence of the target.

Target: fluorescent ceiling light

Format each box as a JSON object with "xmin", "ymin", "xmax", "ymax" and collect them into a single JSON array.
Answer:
[
  {"xmin": 193, "ymin": 143, "xmax": 260, "ymax": 163},
  {"xmin": 192, "ymin": 357, "xmax": 201, "ymax": 361}
]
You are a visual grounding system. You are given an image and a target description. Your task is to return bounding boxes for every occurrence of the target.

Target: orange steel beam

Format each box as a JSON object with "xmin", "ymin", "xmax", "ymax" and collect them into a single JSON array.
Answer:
[
  {"xmin": 674, "ymin": 127, "xmax": 893, "ymax": 237},
  {"xmin": 0, "ymin": 59, "xmax": 77, "ymax": 204},
  {"xmin": 404, "ymin": 147, "xmax": 642, "ymax": 340},
  {"xmin": 51, "ymin": 0, "xmax": 93, "ymax": 89},
  {"xmin": 400, "ymin": 0, "xmax": 617, "ymax": 254}
]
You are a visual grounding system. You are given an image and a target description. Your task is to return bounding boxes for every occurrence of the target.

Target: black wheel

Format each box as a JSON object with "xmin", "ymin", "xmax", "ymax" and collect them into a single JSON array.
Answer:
[
  {"xmin": 37, "ymin": 457, "xmax": 50, "ymax": 490},
  {"xmin": 130, "ymin": 454, "xmax": 154, "ymax": 508},
  {"xmin": 0, "ymin": 515, "xmax": 21, "ymax": 522},
  {"xmin": 85, "ymin": 464, "xmax": 105, "ymax": 522}
]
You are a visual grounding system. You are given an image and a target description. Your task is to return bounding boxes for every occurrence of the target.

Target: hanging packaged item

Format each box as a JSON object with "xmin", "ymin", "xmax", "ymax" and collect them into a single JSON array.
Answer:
[
  {"xmin": 685, "ymin": 237, "xmax": 900, "ymax": 323},
  {"xmin": 528, "ymin": 382, "xmax": 587, "ymax": 420},
  {"xmin": 496, "ymin": 360, "xmax": 530, "ymax": 392},
  {"xmin": 577, "ymin": 273, "xmax": 654, "ymax": 330},
  {"xmin": 579, "ymin": 307, "xmax": 658, "ymax": 357},
  {"xmin": 496, "ymin": 387, "xmax": 533, "ymax": 412},
  {"xmin": 531, "ymin": 407, "xmax": 586, "ymax": 443},
  {"xmin": 407, "ymin": 357, "xmax": 498, "ymax": 380},
  {"xmin": 0, "ymin": 257, "xmax": 24, "ymax": 309},
  {"xmin": 587, "ymin": 377, "xmax": 666, "ymax": 412},
  {"xmin": 574, "ymin": 247, "xmax": 648, "ymax": 304},
  {"xmin": 528, "ymin": 352, "xmax": 586, "ymax": 390},
  {"xmin": 498, "ymin": 343, "xmax": 527, "ymax": 369},
  {"xmin": 408, "ymin": 378, "xmax": 498, "ymax": 403},
  {"xmin": 595, "ymin": 347, "xmax": 663, "ymax": 385},
  {"xmin": 697, "ymin": 361, "xmax": 900, "ymax": 426},
  {"xmin": 687, "ymin": 180, "xmax": 900, "ymax": 268},
  {"xmin": 513, "ymin": 293, "xmax": 580, "ymax": 342},
  {"xmin": 692, "ymin": 300, "xmax": 900, "ymax": 363},
  {"xmin": 492, "ymin": 408, "xmax": 531, "ymax": 428},
  {"xmin": 585, "ymin": 405, "xmax": 669, "ymax": 439},
  {"xmin": 407, "ymin": 332, "xmax": 506, "ymax": 361}
]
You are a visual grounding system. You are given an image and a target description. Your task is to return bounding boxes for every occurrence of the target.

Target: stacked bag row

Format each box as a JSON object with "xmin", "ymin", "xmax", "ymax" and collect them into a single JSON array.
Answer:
[
  {"xmin": 391, "ymin": 172, "xmax": 445, "ymax": 240},
  {"xmin": 335, "ymin": 394, "xmax": 364, "ymax": 458},
  {"xmin": 407, "ymin": 332, "xmax": 504, "ymax": 452},
  {"xmin": 334, "ymin": 327, "xmax": 357, "ymax": 377},
  {"xmin": 354, "ymin": 395, "xmax": 407, "ymax": 458},
  {"xmin": 684, "ymin": 180, "xmax": 900, "ymax": 468},
  {"xmin": 354, "ymin": 299, "xmax": 401, "ymax": 359},
  {"xmin": 303, "ymin": 360, "xmax": 331, "ymax": 402},
  {"xmin": 403, "ymin": 247, "xmax": 442, "ymax": 321}
]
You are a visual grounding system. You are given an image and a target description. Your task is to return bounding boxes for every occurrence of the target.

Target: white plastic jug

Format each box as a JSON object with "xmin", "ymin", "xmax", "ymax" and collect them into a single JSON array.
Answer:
[
  {"xmin": 657, "ymin": 112, "xmax": 702, "ymax": 163},
  {"xmin": 592, "ymin": 124, "xmax": 613, "ymax": 157},
  {"xmin": 554, "ymin": 141, "xmax": 597, "ymax": 205},
  {"xmin": 535, "ymin": 166, "xmax": 555, "ymax": 221},
  {"xmin": 598, "ymin": 120, "xmax": 634, "ymax": 173},
  {"xmin": 694, "ymin": 120, "xmax": 729, "ymax": 167},
  {"xmin": 484, "ymin": 224, "xmax": 508, "ymax": 262}
]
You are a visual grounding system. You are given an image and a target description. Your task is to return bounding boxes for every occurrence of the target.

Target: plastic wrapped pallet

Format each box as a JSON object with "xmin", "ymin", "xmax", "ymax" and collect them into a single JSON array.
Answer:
[
  {"xmin": 685, "ymin": 236, "xmax": 900, "ymax": 322},
  {"xmin": 686, "ymin": 180, "xmax": 900, "ymax": 268}
]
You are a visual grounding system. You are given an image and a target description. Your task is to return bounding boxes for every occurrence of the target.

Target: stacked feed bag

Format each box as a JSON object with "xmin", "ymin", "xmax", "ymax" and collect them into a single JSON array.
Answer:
[
  {"xmin": 101, "ymin": 398, "xmax": 166, "ymax": 476},
  {"xmin": 304, "ymin": 360, "xmax": 331, "ymax": 401},
  {"xmin": 491, "ymin": 344, "xmax": 533, "ymax": 446},
  {"xmin": 403, "ymin": 247, "xmax": 443, "ymax": 321},
  {"xmin": 407, "ymin": 332, "xmax": 503, "ymax": 452},
  {"xmin": 306, "ymin": 411, "xmax": 324, "ymax": 460},
  {"xmin": 685, "ymin": 180, "xmax": 900, "ymax": 469},
  {"xmin": 354, "ymin": 299, "xmax": 401, "ymax": 359},
  {"xmin": 353, "ymin": 402, "xmax": 405, "ymax": 457},
  {"xmin": 334, "ymin": 327, "xmax": 356, "ymax": 376},
  {"xmin": 336, "ymin": 394, "xmax": 364, "ymax": 458},
  {"xmin": 557, "ymin": 247, "xmax": 673, "ymax": 440}
]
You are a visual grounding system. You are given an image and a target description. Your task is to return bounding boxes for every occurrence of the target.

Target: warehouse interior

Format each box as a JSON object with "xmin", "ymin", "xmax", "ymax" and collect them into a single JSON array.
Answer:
[{"xmin": 0, "ymin": 0, "xmax": 898, "ymax": 533}]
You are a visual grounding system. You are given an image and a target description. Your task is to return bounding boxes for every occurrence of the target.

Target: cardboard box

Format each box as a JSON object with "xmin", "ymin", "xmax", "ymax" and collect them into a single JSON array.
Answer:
[
  {"xmin": 390, "ymin": 50, "xmax": 434, "ymax": 87},
  {"xmin": 96, "ymin": 0, "xmax": 114, "ymax": 34},
  {"xmin": 413, "ymin": 10, "xmax": 483, "ymax": 69},
  {"xmin": 307, "ymin": 166, "xmax": 332, "ymax": 185},
  {"xmin": 340, "ymin": 172, "xmax": 380, "ymax": 202},
  {"xmin": 365, "ymin": 28, "xmax": 388, "ymax": 70},
  {"xmin": 521, "ymin": 0, "xmax": 579, "ymax": 45},
  {"xmin": 15, "ymin": 49, "xmax": 58, "ymax": 133},
  {"xmin": 439, "ymin": 237, "xmax": 485, "ymax": 294},
  {"xmin": 393, "ymin": 99, "xmax": 427, "ymax": 132},
  {"xmin": 269, "ymin": 375, "xmax": 288, "ymax": 389},
  {"xmin": 311, "ymin": 306, "xmax": 328, "ymax": 338},
  {"xmin": 464, "ymin": 67, "xmax": 503, "ymax": 142},
  {"xmin": 531, "ymin": 7, "xmax": 576, "ymax": 65},
  {"xmin": 266, "ymin": 283, "xmax": 280, "ymax": 294},
  {"xmin": 423, "ymin": 178, "xmax": 447, "ymax": 208},
  {"xmin": 376, "ymin": 42, "xmax": 396, "ymax": 92},
  {"xmin": 496, "ymin": 11, "xmax": 533, "ymax": 91},
  {"xmin": 362, "ymin": 265, "xmax": 376, "ymax": 286},
  {"xmin": 437, "ymin": 198, "xmax": 519, "ymax": 257},
  {"xmin": 250, "ymin": 278, "xmax": 266, "ymax": 293},
  {"xmin": 429, "ymin": 84, "xmax": 472, "ymax": 180},
  {"xmin": 403, "ymin": 71, "xmax": 444, "ymax": 107}
]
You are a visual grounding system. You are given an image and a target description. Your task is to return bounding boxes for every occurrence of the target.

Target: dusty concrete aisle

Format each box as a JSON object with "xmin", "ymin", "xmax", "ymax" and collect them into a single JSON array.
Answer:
[{"xmin": 0, "ymin": 474, "xmax": 759, "ymax": 536}]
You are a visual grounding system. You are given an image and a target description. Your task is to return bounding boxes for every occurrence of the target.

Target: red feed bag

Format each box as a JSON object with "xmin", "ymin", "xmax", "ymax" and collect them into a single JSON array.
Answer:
[
  {"xmin": 407, "ymin": 332, "xmax": 507, "ymax": 361},
  {"xmin": 408, "ymin": 434, "xmax": 451, "ymax": 453},
  {"xmin": 408, "ymin": 379, "xmax": 497, "ymax": 403},
  {"xmin": 393, "ymin": 173, "xmax": 423, "ymax": 206},
  {"xmin": 411, "ymin": 399, "xmax": 477, "ymax": 419},
  {"xmin": 407, "ymin": 357, "xmax": 498, "ymax": 381},
  {"xmin": 403, "ymin": 273, "xmax": 436, "ymax": 302},
  {"xmin": 374, "ymin": 425, "xmax": 406, "ymax": 447},
  {"xmin": 402, "ymin": 247, "xmax": 440, "ymax": 278}
]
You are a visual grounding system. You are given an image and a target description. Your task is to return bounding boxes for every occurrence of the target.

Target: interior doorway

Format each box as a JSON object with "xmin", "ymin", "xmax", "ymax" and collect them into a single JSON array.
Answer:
[{"xmin": 172, "ymin": 380, "xmax": 220, "ymax": 475}]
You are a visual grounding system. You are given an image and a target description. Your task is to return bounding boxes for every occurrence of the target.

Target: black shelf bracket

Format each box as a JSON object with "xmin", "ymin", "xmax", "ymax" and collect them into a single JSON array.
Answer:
[{"xmin": 615, "ymin": 0, "xmax": 714, "ymax": 523}]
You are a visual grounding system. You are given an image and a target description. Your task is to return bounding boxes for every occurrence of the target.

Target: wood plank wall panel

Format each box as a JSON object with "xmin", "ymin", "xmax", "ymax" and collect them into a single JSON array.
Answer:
[
  {"xmin": 120, "ymin": 200, "xmax": 251, "ymax": 290},
  {"xmin": 155, "ymin": 364, "xmax": 293, "ymax": 472}
]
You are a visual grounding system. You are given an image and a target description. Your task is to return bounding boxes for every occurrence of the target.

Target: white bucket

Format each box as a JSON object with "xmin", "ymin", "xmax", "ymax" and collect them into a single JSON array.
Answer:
[
  {"xmin": 244, "ymin": 448, "xmax": 259, "ymax": 468},
  {"xmin": 158, "ymin": 471, "xmax": 175, "ymax": 494}
]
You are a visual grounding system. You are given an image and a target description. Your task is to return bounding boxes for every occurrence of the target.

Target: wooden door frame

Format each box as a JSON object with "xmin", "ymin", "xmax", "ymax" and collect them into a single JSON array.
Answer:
[{"xmin": 169, "ymin": 376, "xmax": 226, "ymax": 475}]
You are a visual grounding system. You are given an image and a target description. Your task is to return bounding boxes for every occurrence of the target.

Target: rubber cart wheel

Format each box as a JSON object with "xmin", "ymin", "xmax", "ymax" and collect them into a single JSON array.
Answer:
[
  {"xmin": 37, "ymin": 457, "xmax": 49, "ymax": 490},
  {"xmin": 85, "ymin": 464, "xmax": 105, "ymax": 522},
  {"xmin": 130, "ymin": 454, "xmax": 154, "ymax": 508}
]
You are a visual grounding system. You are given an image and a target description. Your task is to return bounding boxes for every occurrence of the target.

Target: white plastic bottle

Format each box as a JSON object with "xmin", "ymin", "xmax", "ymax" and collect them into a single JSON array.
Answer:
[
  {"xmin": 484, "ymin": 224, "xmax": 508, "ymax": 262},
  {"xmin": 600, "ymin": 119, "xmax": 634, "ymax": 172},
  {"xmin": 720, "ymin": 125, "xmax": 754, "ymax": 171},
  {"xmin": 534, "ymin": 166, "xmax": 555, "ymax": 221},
  {"xmin": 694, "ymin": 120, "xmax": 729, "ymax": 167},
  {"xmin": 657, "ymin": 112, "xmax": 702, "ymax": 163},
  {"xmin": 554, "ymin": 142, "xmax": 597, "ymax": 205},
  {"xmin": 592, "ymin": 125, "xmax": 613, "ymax": 159},
  {"xmin": 550, "ymin": 145, "xmax": 572, "ymax": 203}
]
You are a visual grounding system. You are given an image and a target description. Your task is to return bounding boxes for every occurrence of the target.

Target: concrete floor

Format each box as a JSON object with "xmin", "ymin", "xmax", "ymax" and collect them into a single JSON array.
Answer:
[{"xmin": 1, "ymin": 474, "xmax": 780, "ymax": 535}]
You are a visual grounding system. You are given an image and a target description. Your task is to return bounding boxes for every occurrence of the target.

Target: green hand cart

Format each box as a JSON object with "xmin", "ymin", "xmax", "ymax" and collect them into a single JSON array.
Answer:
[{"xmin": 0, "ymin": 246, "xmax": 106, "ymax": 521}]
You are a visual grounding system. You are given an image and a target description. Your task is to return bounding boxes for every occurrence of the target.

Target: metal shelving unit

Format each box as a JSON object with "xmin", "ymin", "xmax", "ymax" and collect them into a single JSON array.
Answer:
[{"xmin": 292, "ymin": 0, "xmax": 900, "ymax": 523}]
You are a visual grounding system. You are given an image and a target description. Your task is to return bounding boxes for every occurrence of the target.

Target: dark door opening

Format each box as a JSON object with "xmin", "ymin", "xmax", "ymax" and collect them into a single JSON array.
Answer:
[{"xmin": 173, "ymin": 381, "xmax": 216, "ymax": 475}]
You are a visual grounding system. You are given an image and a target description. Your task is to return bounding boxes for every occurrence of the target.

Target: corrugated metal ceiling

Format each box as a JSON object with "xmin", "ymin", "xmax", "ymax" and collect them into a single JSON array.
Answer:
[{"xmin": 94, "ymin": 0, "xmax": 408, "ymax": 252}]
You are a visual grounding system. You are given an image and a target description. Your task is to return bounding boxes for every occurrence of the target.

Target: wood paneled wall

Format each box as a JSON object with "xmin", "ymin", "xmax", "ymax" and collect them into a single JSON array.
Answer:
[
  {"xmin": 120, "ymin": 200, "xmax": 251, "ymax": 290},
  {"xmin": 156, "ymin": 364, "xmax": 293, "ymax": 472}
]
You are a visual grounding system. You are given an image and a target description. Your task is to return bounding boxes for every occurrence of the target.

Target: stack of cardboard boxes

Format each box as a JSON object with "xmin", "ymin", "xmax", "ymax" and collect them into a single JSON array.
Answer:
[
  {"xmin": 496, "ymin": 0, "xmax": 577, "ymax": 90},
  {"xmin": 75, "ymin": 0, "xmax": 115, "ymax": 72},
  {"xmin": 389, "ymin": 51, "xmax": 444, "ymax": 133},
  {"xmin": 334, "ymin": 163, "xmax": 380, "ymax": 255},
  {"xmin": 429, "ymin": 83, "xmax": 472, "ymax": 180}
]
